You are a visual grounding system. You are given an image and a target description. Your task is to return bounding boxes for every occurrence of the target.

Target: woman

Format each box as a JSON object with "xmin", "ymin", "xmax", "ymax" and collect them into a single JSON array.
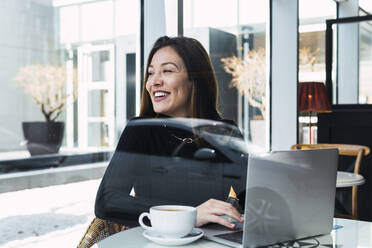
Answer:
[{"xmin": 78, "ymin": 36, "xmax": 244, "ymax": 248}]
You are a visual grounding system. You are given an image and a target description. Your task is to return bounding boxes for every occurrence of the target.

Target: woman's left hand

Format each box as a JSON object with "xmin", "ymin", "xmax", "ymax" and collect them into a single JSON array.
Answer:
[{"xmin": 195, "ymin": 198, "xmax": 243, "ymax": 228}]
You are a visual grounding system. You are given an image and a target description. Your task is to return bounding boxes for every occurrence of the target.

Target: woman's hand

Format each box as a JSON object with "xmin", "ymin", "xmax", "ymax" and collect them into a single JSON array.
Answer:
[{"xmin": 195, "ymin": 199, "xmax": 244, "ymax": 228}]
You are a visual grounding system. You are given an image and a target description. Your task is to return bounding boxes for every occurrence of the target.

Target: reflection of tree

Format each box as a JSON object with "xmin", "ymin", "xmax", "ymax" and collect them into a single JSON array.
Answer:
[
  {"xmin": 299, "ymin": 47, "xmax": 319, "ymax": 71},
  {"xmin": 221, "ymin": 49, "xmax": 266, "ymax": 118},
  {"xmin": 221, "ymin": 47, "xmax": 320, "ymax": 117}
]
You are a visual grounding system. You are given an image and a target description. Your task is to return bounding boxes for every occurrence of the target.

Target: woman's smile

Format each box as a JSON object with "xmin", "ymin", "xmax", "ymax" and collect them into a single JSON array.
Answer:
[{"xmin": 153, "ymin": 90, "xmax": 170, "ymax": 102}]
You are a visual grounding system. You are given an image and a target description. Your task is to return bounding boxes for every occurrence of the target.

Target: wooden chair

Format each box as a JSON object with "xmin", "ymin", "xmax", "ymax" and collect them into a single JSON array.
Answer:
[{"xmin": 290, "ymin": 143, "xmax": 370, "ymax": 220}]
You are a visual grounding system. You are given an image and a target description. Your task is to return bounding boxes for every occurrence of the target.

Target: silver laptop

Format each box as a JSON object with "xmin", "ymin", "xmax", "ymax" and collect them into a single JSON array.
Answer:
[{"xmin": 202, "ymin": 148, "xmax": 338, "ymax": 248}]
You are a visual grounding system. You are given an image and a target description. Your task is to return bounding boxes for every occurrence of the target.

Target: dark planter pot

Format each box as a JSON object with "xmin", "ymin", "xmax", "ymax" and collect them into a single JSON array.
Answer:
[{"xmin": 22, "ymin": 122, "xmax": 65, "ymax": 156}]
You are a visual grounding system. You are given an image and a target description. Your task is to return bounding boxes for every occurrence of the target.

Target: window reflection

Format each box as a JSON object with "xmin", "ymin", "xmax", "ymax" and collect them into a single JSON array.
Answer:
[
  {"xmin": 95, "ymin": 118, "xmax": 248, "ymax": 225},
  {"xmin": 359, "ymin": 21, "xmax": 372, "ymax": 104},
  {"xmin": 183, "ymin": 0, "xmax": 268, "ymax": 150},
  {"xmin": 298, "ymin": 0, "xmax": 336, "ymax": 83},
  {"xmin": 0, "ymin": 0, "xmax": 139, "ymax": 156},
  {"xmin": 298, "ymin": 0, "xmax": 336, "ymax": 144}
]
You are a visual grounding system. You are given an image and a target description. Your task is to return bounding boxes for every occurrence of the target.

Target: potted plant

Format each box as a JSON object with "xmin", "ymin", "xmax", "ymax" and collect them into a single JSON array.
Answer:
[{"xmin": 13, "ymin": 64, "xmax": 77, "ymax": 155}]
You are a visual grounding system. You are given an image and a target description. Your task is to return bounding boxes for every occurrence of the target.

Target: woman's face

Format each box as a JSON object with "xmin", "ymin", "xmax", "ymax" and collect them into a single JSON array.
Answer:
[{"xmin": 146, "ymin": 46, "xmax": 192, "ymax": 117}]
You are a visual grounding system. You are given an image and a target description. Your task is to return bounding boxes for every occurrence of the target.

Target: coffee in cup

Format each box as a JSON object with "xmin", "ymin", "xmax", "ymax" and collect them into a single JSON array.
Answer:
[{"xmin": 138, "ymin": 205, "xmax": 196, "ymax": 238}]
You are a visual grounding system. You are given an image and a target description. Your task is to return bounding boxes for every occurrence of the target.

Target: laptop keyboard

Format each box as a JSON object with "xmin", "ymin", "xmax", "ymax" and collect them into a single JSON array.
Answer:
[{"xmin": 215, "ymin": 230, "xmax": 243, "ymax": 244}]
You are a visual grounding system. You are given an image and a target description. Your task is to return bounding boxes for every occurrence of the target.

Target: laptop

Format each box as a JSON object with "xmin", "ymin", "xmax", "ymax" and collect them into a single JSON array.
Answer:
[{"xmin": 201, "ymin": 148, "xmax": 338, "ymax": 248}]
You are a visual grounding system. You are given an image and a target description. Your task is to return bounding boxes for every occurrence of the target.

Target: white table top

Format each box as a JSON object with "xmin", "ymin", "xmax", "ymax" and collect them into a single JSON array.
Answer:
[
  {"xmin": 94, "ymin": 218, "xmax": 372, "ymax": 248},
  {"xmin": 92, "ymin": 171, "xmax": 365, "ymax": 247},
  {"xmin": 336, "ymin": 171, "xmax": 365, "ymax": 188}
]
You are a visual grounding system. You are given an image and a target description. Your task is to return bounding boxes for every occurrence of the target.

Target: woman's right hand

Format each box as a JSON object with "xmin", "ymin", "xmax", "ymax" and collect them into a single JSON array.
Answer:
[{"xmin": 195, "ymin": 199, "xmax": 243, "ymax": 228}]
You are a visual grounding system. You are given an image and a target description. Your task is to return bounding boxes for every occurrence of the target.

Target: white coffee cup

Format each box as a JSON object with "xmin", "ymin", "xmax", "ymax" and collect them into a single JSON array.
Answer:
[{"xmin": 138, "ymin": 205, "xmax": 196, "ymax": 238}]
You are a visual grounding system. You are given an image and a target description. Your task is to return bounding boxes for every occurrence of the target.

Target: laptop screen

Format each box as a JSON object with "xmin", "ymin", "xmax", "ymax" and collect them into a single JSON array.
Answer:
[{"xmin": 242, "ymin": 149, "xmax": 338, "ymax": 247}]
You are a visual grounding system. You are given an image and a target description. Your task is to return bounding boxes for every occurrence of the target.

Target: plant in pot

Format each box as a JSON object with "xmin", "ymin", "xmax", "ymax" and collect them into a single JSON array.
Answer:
[{"xmin": 13, "ymin": 64, "xmax": 77, "ymax": 156}]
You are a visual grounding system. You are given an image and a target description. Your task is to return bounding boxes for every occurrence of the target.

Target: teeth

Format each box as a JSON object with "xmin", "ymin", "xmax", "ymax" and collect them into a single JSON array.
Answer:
[{"xmin": 154, "ymin": 92, "xmax": 168, "ymax": 97}]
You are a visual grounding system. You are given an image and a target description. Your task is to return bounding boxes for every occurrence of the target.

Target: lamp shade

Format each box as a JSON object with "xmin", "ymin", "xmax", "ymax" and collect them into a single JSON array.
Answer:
[{"xmin": 298, "ymin": 82, "xmax": 331, "ymax": 113}]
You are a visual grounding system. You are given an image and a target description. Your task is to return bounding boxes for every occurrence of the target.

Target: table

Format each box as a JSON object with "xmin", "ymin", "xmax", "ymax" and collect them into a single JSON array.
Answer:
[
  {"xmin": 336, "ymin": 171, "xmax": 365, "ymax": 188},
  {"xmin": 94, "ymin": 218, "xmax": 372, "ymax": 248},
  {"xmin": 335, "ymin": 171, "xmax": 364, "ymax": 219}
]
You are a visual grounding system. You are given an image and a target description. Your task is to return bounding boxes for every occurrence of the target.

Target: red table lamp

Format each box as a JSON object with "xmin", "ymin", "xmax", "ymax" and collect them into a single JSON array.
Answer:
[{"xmin": 298, "ymin": 82, "xmax": 332, "ymax": 144}]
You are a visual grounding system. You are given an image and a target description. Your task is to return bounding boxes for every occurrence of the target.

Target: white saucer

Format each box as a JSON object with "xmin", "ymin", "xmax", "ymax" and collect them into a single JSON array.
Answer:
[{"xmin": 143, "ymin": 228, "xmax": 204, "ymax": 246}]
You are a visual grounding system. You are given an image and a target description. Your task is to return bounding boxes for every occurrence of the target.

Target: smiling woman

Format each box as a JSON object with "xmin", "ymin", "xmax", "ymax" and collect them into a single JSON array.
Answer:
[
  {"xmin": 140, "ymin": 36, "xmax": 221, "ymax": 120},
  {"xmin": 145, "ymin": 46, "xmax": 192, "ymax": 117},
  {"xmin": 77, "ymin": 36, "xmax": 245, "ymax": 248}
]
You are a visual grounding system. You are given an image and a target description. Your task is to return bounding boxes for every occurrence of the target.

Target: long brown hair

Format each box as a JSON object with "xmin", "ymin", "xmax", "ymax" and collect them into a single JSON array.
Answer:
[{"xmin": 139, "ymin": 36, "xmax": 221, "ymax": 120}]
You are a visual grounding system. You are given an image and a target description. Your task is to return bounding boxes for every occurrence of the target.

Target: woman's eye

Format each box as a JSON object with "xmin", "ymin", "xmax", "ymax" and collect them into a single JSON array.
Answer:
[
  {"xmin": 163, "ymin": 69, "xmax": 173, "ymax": 73},
  {"xmin": 148, "ymin": 72, "xmax": 153, "ymax": 76}
]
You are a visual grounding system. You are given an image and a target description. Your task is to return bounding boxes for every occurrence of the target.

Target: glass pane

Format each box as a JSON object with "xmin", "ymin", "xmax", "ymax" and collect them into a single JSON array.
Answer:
[
  {"xmin": 59, "ymin": 6, "xmax": 79, "ymax": 44},
  {"xmin": 91, "ymin": 50, "xmax": 110, "ymax": 82},
  {"xmin": 165, "ymin": 0, "xmax": 178, "ymax": 36},
  {"xmin": 183, "ymin": 0, "xmax": 268, "ymax": 150},
  {"xmin": 359, "ymin": 0, "xmax": 372, "ymax": 14},
  {"xmin": 298, "ymin": 0, "xmax": 336, "ymax": 144},
  {"xmin": 1, "ymin": 0, "xmax": 140, "ymax": 153},
  {"xmin": 359, "ymin": 20, "xmax": 372, "ymax": 103},
  {"xmin": 184, "ymin": 0, "xmax": 238, "ymax": 32},
  {"xmin": 93, "ymin": 118, "xmax": 248, "ymax": 227},
  {"xmin": 0, "ymin": 0, "xmax": 60, "ymax": 152},
  {"xmin": 298, "ymin": 0, "xmax": 336, "ymax": 83},
  {"xmin": 336, "ymin": 22, "xmax": 360, "ymax": 104},
  {"xmin": 333, "ymin": 21, "xmax": 372, "ymax": 105},
  {"xmin": 115, "ymin": 0, "xmax": 139, "ymax": 36},
  {"xmin": 81, "ymin": 1, "xmax": 113, "ymax": 41},
  {"xmin": 0, "ymin": 0, "xmax": 139, "ymax": 246},
  {"xmin": 88, "ymin": 122, "xmax": 109, "ymax": 147},
  {"xmin": 88, "ymin": 90, "xmax": 108, "ymax": 117}
]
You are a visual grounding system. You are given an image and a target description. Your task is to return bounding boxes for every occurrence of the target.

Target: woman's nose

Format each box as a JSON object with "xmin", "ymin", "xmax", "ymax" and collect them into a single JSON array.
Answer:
[{"xmin": 150, "ymin": 73, "xmax": 163, "ymax": 86}]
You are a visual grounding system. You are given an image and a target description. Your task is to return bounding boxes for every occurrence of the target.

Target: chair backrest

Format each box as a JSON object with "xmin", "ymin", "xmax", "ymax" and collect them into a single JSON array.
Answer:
[
  {"xmin": 291, "ymin": 143, "xmax": 370, "ymax": 220},
  {"xmin": 290, "ymin": 144, "xmax": 370, "ymax": 174}
]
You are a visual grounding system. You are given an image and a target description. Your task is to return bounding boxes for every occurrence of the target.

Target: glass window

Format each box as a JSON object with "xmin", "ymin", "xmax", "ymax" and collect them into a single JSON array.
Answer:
[
  {"xmin": 184, "ymin": 0, "xmax": 238, "ymax": 30},
  {"xmin": 298, "ymin": 0, "xmax": 336, "ymax": 144},
  {"xmin": 183, "ymin": 0, "xmax": 269, "ymax": 151},
  {"xmin": 81, "ymin": 1, "xmax": 113, "ymax": 42},
  {"xmin": 164, "ymin": 0, "xmax": 178, "ymax": 36},
  {"xmin": 360, "ymin": 0, "xmax": 372, "ymax": 14},
  {"xmin": 115, "ymin": 0, "xmax": 139, "ymax": 36},
  {"xmin": 0, "ymin": 0, "xmax": 60, "ymax": 153},
  {"xmin": 94, "ymin": 117, "xmax": 247, "ymax": 221},
  {"xmin": 58, "ymin": 1, "xmax": 140, "ymax": 149},
  {"xmin": 359, "ymin": 20, "xmax": 372, "ymax": 103},
  {"xmin": 324, "ymin": 14, "xmax": 372, "ymax": 105},
  {"xmin": 0, "ymin": 1, "xmax": 140, "ymax": 246},
  {"xmin": 0, "ymin": 0, "xmax": 140, "ymax": 165},
  {"xmin": 298, "ymin": 0, "xmax": 336, "ymax": 83},
  {"xmin": 59, "ymin": 6, "xmax": 79, "ymax": 43}
]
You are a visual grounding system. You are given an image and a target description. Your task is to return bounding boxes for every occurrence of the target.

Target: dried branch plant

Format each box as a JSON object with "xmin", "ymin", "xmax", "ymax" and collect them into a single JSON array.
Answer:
[
  {"xmin": 221, "ymin": 48, "xmax": 266, "ymax": 117},
  {"xmin": 13, "ymin": 64, "xmax": 77, "ymax": 122},
  {"xmin": 299, "ymin": 47, "xmax": 319, "ymax": 71}
]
